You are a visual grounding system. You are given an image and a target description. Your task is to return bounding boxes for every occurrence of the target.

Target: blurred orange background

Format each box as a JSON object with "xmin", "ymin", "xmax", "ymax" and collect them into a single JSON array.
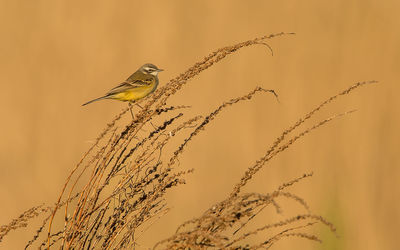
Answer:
[{"xmin": 0, "ymin": 1, "xmax": 399, "ymax": 249}]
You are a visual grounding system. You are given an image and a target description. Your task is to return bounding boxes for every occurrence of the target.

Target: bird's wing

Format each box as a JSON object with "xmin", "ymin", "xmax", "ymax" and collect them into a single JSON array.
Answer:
[{"xmin": 106, "ymin": 78, "xmax": 153, "ymax": 96}]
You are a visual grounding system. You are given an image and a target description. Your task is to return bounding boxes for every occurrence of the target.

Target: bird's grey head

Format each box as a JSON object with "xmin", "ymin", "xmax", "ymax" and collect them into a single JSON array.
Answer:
[{"xmin": 139, "ymin": 63, "xmax": 163, "ymax": 76}]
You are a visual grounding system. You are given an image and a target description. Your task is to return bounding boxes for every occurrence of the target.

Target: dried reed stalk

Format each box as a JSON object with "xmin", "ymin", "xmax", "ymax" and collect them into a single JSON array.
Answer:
[
  {"xmin": 0, "ymin": 32, "xmax": 376, "ymax": 250},
  {"xmin": 154, "ymin": 81, "xmax": 377, "ymax": 249}
]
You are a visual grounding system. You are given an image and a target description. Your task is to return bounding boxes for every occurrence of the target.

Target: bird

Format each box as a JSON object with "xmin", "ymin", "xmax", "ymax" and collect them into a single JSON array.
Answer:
[{"xmin": 82, "ymin": 63, "xmax": 163, "ymax": 118}]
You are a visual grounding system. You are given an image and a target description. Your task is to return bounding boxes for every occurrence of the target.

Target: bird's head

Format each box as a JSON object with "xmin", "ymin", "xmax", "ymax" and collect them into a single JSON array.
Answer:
[{"xmin": 139, "ymin": 63, "xmax": 164, "ymax": 76}]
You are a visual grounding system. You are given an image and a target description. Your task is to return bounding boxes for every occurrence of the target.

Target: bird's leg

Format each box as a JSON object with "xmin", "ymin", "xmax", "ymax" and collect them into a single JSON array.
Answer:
[
  {"xmin": 134, "ymin": 102, "xmax": 156, "ymax": 129},
  {"xmin": 128, "ymin": 102, "xmax": 135, "ymax": 120}
]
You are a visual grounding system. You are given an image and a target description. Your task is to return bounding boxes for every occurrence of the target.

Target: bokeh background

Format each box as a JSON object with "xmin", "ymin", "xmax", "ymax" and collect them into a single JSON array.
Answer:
[{"xmin": 0, "ymin": 1, "xmax": 399, "ymax": 249}]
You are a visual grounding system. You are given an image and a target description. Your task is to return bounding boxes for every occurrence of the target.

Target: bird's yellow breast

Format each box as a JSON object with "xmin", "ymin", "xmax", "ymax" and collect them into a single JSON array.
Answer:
[{"xmin": 111, "ymin": 85, "xmax": 155, "ymax": 102}]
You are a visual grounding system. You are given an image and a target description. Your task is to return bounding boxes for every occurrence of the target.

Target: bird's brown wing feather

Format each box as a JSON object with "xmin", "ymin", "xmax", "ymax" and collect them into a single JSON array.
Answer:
[{"xmin": 106, "ymin": 78, "xmax": 153, "ymax": 96}]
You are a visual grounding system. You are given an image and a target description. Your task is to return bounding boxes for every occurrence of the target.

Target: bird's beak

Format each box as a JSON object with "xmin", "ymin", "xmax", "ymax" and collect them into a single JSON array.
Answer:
[{"xmin": 157, "ymin": 68, "xmax": 164, "ymax": 72}]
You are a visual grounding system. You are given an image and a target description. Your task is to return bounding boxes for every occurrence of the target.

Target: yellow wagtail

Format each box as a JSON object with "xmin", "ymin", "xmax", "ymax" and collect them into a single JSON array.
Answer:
[{"xmin": 82, "ymin": 63, "xmax": 163, "ymax": 118}]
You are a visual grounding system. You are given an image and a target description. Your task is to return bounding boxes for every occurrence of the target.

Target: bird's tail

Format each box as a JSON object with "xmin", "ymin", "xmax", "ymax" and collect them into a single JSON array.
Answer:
[{"xmin": 82, "ymin": 96, "xmax": 108, "ymax": 106}]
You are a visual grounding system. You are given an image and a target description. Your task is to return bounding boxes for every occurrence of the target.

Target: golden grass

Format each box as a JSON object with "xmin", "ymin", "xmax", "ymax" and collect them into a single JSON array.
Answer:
[{"xmin": 0, "ymin": 32, "xmax": 376, "ymax": 249}]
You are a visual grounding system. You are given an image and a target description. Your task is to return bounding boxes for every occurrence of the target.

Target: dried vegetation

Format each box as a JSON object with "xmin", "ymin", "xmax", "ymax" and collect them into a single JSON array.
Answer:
[{"xmin": 0, "ymin": 32, "xmax": 376, "ymax": 249}]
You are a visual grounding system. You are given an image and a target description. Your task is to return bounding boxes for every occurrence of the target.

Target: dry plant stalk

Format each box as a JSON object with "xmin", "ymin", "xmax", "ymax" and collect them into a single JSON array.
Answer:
[
  {"xmin": 153, "ymin": 80, "xmax": 376, "ymax": 249},
  {"xmin": 0, "ymin": 32, "xmax": 376, "ymax": 249},
  {"xmin": 0, "ymin": 205, "xmax": 51, "ymax": 242}
]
